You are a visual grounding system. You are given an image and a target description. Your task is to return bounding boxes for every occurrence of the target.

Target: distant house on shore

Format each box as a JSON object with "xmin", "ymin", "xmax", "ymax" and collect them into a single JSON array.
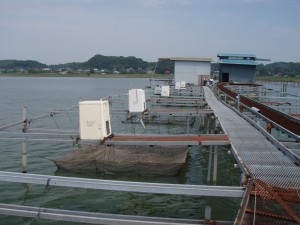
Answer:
[{"xmin": 159, "ymin": 57, "xmax": 212, "ymax": 85}]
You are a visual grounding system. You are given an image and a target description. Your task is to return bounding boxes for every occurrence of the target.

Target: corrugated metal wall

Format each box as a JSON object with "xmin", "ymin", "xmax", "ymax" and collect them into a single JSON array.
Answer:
[{"xmin": 220, "ymin": 64, "xmax": 256, "ymax": 83}]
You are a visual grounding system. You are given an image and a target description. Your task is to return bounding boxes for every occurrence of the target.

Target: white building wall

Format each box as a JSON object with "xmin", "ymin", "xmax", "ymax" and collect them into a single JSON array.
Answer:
[{"xmin": 174, "ymin": 61, "xmax": 211, "ymax": 85}]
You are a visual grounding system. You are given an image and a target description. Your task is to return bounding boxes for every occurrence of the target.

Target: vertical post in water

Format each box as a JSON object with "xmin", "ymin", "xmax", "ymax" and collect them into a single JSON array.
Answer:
[
  {"xmin": 207, "ymin": 129, "xmax": 214, "ymax": 184},
  {"xmin": 213, "ymin": 145, "xmax": 218, "ymax": 185},
  {"xmin": 205, "ymin": 206, "xmax": 211, "ymax": 221},
  {"xmin": 186, "ymin": 117, "xmax": 190, "ymax": 134},
  {"xmin": 22, "ymin": 107, "xmax": 27, "ymax": 173},
  {"xmin": 207, "ymin": 144, "xmax": 213, "ymax": 184}
]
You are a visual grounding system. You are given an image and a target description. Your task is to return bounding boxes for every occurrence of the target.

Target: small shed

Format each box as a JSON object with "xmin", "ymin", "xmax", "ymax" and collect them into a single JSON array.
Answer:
[
  {"xmin": 159, "ymin": 57, "xmax": 212, "ymax": 86},
  {"xmin": 217, "ymin": 53, "xmax": 258, "ymax": 83}
]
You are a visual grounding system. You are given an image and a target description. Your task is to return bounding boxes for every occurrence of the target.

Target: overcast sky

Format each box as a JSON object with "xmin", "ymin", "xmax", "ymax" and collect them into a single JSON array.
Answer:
[{"xmin": 0, "ymin": 0, "xmax": 299, "ymax": 65}]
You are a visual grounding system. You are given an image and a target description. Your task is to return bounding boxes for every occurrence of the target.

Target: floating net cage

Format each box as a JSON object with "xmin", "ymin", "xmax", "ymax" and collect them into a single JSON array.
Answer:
[{"xmin": 55, "ymin": 145, "xmax": 189, "ymax": 177}]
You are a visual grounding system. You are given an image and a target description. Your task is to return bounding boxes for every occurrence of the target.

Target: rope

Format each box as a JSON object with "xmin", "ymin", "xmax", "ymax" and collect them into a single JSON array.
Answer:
[
  {"xmin": 50, "ymin": 112, "xmax": 60, "ymax": 130},
  {"xmin": 135, "ymin": 145, "xmax": 140, "ymax": 175},
  {"xmin": 27, "ymin": 178, "xmax": 51, "ymax": 225},
  {"xmin": 66, "ymin": 112, "xmax": 77, "ymax": 131},
  {"xmin": 90, "ymin": 145, "xmax": 99, "ymax": 173},
  {"xmin": 27, "ymin": 152, "xmax": 56, "ymax": 163}
]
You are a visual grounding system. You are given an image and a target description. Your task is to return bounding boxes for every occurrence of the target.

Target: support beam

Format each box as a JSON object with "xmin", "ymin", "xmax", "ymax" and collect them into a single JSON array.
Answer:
[
  {"xmin": 22, "ymin": 107, "xmax": 28, "ymax": 173},
  {"xmin": 107, "ymin": 134, "xmax": 230, "ymax": 146},
  {"xmin": 0, "ymin": 171, "xmax": 244, "ymax": 198},
  {"xmin": 0, "ymin": 203, "xmax": 234, "ymax": 225}
]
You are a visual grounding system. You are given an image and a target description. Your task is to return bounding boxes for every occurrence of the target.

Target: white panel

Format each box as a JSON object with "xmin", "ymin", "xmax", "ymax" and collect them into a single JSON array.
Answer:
[
  {"xmin": 175, "ymin": 82, "xmax": 181, "ymax": 90},
  {"xmin": 180, "ymin": 81, "xmax": 186, "ymax": 88},
  {"xmin": 154, "ymin": 85, "xmax": 161, "ymax": 94},
  {"xmin": 174, "ymin": 61, "xmax": 211, "ymax": 85},
  {"xmin": 79, "ymin": 100, "xmax": 111, "ymax": 140},
  {"xmin": 129, "ymin": 89, "xmax": 146, "ymax": 112},
  {"xmin": 161, "ymin": 85, "xmax": 170, "ymax": 96}
]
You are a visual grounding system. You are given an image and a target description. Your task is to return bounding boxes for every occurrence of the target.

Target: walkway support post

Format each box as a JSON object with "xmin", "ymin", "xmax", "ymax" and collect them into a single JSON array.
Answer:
[
  {"xmin": 213, "ymin": 145, "xmax": 218, "ymax": 185},
  {"xmin": 22, "ymin": 107, "xmax": 28, "ymax": 173},
  {"xmin": 207, "ymin": 144, "xmax": 213, "ymax": 184}
]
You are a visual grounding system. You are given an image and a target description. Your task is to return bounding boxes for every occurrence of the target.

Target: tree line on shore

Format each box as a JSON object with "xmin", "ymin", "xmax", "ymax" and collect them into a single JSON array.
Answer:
[
  {"xmin": 0, "ymin": 54, "xmax": 300, "ymax": 77},
  {"xmin": 0, "ymin": 55, "xmax": 174, "ymax": 75}
]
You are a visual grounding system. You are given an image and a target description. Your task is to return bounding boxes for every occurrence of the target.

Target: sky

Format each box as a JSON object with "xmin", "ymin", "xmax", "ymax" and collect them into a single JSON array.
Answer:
[{"xmin": 0, "ymin": 0, "xmax": 299, "ymax": 65}]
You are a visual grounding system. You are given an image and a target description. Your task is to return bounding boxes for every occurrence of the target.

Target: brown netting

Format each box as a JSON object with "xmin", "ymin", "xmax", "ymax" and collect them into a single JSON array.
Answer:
[
  {"xmin": 242, "ymin": 179, "xmax": 300, "ymax": 225},
  {"xmin": 55, "ymin": 145, "xmax": 188, "ymax": 176}
]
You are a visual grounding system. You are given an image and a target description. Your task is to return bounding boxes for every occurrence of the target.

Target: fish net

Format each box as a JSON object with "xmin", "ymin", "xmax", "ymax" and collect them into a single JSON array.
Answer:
[
  {"xmin": 55, "ymin": 145, "xmax": 188, "ymax": 176},
  {"xmin": 242, "ymin": 180, "xmax": 300, "ymax": 225}
]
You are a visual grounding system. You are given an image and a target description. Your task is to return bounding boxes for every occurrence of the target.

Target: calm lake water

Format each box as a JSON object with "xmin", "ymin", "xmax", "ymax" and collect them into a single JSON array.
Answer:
[{"xmin": 0, "ymin": 77, "xmax": 241, "ymax": 224}]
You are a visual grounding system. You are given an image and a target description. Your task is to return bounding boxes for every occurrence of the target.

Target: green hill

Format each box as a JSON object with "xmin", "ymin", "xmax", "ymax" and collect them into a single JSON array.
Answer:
[
  {"xmin": 259, "ymin": 62, "xmax": 300, "ymax": 77},
  {"xmin": 2, "ymin": 56, "xmax": 298, "ymax": 77},
  {"xmin": 0, "ymin": 60, "xmax": 46, "ymax": 70}
]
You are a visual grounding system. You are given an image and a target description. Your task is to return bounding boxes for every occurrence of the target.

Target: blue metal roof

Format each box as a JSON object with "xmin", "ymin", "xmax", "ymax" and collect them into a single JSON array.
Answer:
[
  {"xmin": 218, "ymin": 53, "xmax": 256, "ymax": 58},
  {"xmin": 219, "ymin": 59, "xmax": 258, "ymax": 66}
]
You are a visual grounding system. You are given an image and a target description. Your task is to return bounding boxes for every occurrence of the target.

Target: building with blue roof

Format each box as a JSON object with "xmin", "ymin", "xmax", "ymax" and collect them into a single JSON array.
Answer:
[{"xmin": 217, "ymin": 53, "xmax": 258, "ymax": 83}]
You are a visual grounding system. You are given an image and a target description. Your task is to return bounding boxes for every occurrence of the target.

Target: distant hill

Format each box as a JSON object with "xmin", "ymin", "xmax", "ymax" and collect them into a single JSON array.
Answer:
[
  {"xmin": 0, "ymin": 55, "xmax": 175, "ymax": 74},
  {"xmin": 81, "ymin": 54, "xmax": 174, "ymax": 74},
  {"xmin": 0, "ymin": 60, "xmax": 46, "ymax": 70},
  {"xmin": 257, "ymin": 62, "xmax": 300, "ymax": 77},
  {"xmin": 0, "ymin": 56, "xmax": 299, "ymax": 76}
]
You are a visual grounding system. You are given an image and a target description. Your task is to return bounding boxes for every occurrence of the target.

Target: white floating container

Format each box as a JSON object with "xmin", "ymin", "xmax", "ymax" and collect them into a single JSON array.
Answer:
[
  {"xmin": 175, "ymin": 81, "xmax": 186, "ymax": 90},
  {"xmin": 180, "ymin": 81, "xmax": 186, "ymax": 89},
  {"xmin": 79, "ymin": 100, "xmax": 111, "ymax": 140},
  {"xmin": 154, "ymin": 85, "xmax": 161, "ymax": 95},
  {"xmin": 161, "ymin": 85, "xmax": 170, "ymax": 96},
  {"xmin": 129, "ymin": 89, "xmax": 146, "ymax": 112}
]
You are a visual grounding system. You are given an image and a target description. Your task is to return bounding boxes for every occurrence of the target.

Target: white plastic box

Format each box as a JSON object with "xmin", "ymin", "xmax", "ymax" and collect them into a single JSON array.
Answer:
[
  {"xmin": 175, "ymin": 81, "xmax": 186, "ymax": 90},
  {"xmin": 79, "ymin": 100, "xmax": 111, "ymax": 140},
  {"xmin": 128, "ymin": 89, "xmax": 146, "ymax": 112},
  {"xmin": 161, "ymin": 85, "xmax": 170, "ymax": 96},
  {"xmin": 180, "ymin": 81, "xmax": 186, "ymax": 89}
]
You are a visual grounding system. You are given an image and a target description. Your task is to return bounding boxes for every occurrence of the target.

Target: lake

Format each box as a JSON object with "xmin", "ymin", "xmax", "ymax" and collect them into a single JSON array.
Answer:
[{"xmin": 0, "ymin": 77, "xmax": 241, "ymax": 224}]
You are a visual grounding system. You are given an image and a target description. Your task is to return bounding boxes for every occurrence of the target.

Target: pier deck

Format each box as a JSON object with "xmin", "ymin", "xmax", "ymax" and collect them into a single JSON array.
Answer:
[{"xmin": 203, "ymin": 87, "xmax": 300, "ymax": 189}]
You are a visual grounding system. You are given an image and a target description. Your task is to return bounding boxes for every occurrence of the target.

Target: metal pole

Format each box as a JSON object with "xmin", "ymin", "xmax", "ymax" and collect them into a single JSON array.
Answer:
[
  {"xmin": 186, "ymin": 117, "xmax": 190, "ymax": 134},
  {"xmin": 205, "ymin": 206, "xmax": 211, "ymax": 221},
  {"xmin": 207, "ymin": 129, "xmax": 214, "ymax": 184},
  {"xmin": 206, "ymin": 115, "xmax": 210, "ymax": 134},
  {"xmin": 22, "ymin": 142, "xmax": 27, "ymax": 173},
  {"xmin": 22, "ymin": 107, "xmax": 27, "ymax": 173},
  {"xmin": 237, "ymin": 94, "xmax": 240, "ymax": 112},
  {"xmin": 212, "ymin": 145, "xmax": 218, "ymax": 185},
  {"xmin": 207, "ymin": 145, "xmax": 212, "ymax": 184}
]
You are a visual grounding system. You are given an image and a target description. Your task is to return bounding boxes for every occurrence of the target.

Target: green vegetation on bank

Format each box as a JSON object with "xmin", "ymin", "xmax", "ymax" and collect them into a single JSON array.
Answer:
[
  {"xmin": 257, "ymin": 62, "xmax": 300, "ymax": 77},
  {"xmin": 0, "ymin": 72, "xmax": 174, "ymax": 79},
  {"xmin": 256, "ymin": 76, "xmax": 300, "ymax": 82},
  {"xmin": 0, "ymin": 55, "xmax": 174, "ymax": 75},
  {"xmin": 1, "ymin": 55, "xmax": 300, "ymax": 79}
]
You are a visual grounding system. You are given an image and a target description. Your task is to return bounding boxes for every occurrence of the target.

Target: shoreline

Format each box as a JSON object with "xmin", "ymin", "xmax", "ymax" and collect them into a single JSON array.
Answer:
[{"xmin": 0, "ymin": 73, "xmax": 173, "ymax": 79}]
